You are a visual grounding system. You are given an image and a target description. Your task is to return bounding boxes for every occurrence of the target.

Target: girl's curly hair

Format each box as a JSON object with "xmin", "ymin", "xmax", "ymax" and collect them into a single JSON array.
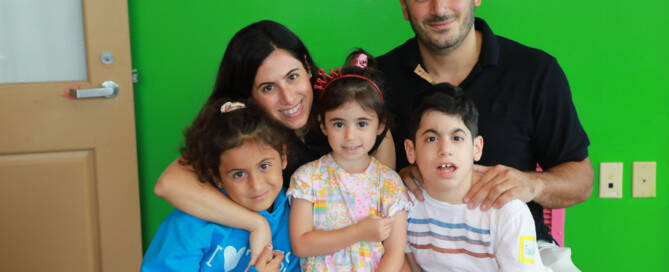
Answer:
[{"xmin": 179, "ymin": 99, "xmax": 290, "ymax": 187}]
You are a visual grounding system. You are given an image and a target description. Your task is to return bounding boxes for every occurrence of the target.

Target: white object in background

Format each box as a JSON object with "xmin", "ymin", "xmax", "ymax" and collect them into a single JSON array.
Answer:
[
  {"xmin": 632, "ymin": 162, "xmax": 656, "ymax": 198},
  {"xmin": 599, "ymin": 162, "xmax": 623, "ymax": 198},
  {"xmin": 0, "ymin": 0, "xmax": 87, "ymax": 84}
]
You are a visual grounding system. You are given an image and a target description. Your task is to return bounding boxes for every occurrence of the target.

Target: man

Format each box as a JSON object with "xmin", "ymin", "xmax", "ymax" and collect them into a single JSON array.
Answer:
[{"xmin": 377, "ymin": 0, "xmax": 593, "ymax": 270}]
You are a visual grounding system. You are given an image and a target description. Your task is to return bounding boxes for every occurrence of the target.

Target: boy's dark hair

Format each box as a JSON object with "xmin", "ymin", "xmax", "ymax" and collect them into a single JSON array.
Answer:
[
  {"xmin": 208, "ymin": 20, "xmax": 318, "ymax": 103},
  {"xmin": 407, "ymin": 83, "xmax": 479, "ymax": 141},
  {"xmin": 315, "ymin": 49, "xmax": 389, "ymax": 154},
  {"xmin": 180, "ymin": 99, "xmax": 290, "ymax": 187}
]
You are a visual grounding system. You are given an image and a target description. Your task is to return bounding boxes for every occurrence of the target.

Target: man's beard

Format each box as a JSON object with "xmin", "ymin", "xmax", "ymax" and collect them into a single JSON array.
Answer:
[{"xmin": 409, "ymin": 3, "xmax": 475, "ymax": 51}]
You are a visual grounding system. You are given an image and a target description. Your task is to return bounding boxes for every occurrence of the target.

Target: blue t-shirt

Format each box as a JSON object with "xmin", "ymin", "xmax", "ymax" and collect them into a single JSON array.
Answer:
[{"xmin": 142, "ymin": 189, "xmax": 299, "ymax": 272}]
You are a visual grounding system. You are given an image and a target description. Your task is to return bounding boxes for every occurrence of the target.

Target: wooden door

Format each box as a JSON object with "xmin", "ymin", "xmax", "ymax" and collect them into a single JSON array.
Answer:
[{"xmin": 0, "ymin": 0, "xmax": 142, "ymax": 271}]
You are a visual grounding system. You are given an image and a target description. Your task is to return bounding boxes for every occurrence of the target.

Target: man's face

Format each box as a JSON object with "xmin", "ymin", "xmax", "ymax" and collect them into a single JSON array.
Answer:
[{"xmin": 401, "ymin": 0, "xmax": 480, "ymax": 51}]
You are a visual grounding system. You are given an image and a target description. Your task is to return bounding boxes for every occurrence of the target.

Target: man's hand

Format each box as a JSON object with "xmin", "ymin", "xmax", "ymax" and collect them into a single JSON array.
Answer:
[
  {"xmin": 463, "ymin": 164, "xmax": 544, "ymax": 211},
  {"xmin": 399, "ymin": 165, "xmax": 424, "ymax": 201},
  {"xmin": 356, "ymin": 215, "xmax": 394, "ymax": 242},
  {"xmin": 252, "ymin": 244, "xmax": 284, "ymax": 272}
]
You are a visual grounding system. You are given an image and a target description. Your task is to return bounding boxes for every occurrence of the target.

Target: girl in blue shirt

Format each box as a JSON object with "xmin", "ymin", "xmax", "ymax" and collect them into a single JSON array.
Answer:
[{"xmin": 142, "ymin": 100, "xmax": 299, "ymax": 272}]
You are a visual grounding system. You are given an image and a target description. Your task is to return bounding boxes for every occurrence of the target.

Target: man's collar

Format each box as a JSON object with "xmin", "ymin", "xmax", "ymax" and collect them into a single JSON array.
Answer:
[
  {"xmin": 398, "ymin": 17, "xmax": 500, "ymax": 73},
  {"xmin": 475, "ymin": 17, "xmax": 499, "ymax": 68}
]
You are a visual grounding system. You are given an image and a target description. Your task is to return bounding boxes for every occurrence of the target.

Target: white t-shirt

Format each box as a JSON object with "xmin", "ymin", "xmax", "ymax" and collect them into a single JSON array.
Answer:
[{"xmin": 406, "ymin": 189, "xmax": 552, "ymax": 272}]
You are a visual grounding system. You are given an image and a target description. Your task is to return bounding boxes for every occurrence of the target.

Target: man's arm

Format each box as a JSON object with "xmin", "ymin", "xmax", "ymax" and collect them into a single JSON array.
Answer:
[{"xmin": 464, "ymin": 157, "xmax": 593, "ymax": 210}]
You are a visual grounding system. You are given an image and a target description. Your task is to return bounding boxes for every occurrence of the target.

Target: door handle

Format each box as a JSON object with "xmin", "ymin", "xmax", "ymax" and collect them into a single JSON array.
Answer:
[{"xmin": 70, "ymin": 81, "xmax": 119, "ymax": 99}]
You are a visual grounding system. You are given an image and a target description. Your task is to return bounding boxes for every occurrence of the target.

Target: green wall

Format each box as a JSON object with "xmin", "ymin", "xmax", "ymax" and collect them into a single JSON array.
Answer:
[{"xmin": 128, "ymin": 1, "xmax": 668, "ymax": 271}]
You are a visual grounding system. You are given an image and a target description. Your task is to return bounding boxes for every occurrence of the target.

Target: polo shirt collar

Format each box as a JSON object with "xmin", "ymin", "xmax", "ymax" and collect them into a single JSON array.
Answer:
[{"xmin": 475, "ymin": 17, "xmax": 500, "ymax": 68}]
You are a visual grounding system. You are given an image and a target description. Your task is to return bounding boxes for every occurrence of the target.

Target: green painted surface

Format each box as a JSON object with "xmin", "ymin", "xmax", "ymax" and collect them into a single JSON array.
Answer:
[{"xmin": 128, "ymin": 1, "xmax": 668, "ymax": 270}]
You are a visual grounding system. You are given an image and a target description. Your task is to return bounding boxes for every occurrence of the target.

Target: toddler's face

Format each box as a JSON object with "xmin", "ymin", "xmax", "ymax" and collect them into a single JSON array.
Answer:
[
  {"xmin": 404, "ymin": 110, "xmax": 482, "ymax": 192},
  {"xmin": 320, "ymin": 101, "xmax": 384, "ymax": 169},
  {"xmin": 217, "ymin": 141, "xmax": 286, "ymax": 212}
]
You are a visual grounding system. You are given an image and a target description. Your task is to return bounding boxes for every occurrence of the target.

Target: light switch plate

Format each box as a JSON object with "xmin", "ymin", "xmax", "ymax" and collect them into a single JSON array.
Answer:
[
  {"xmin": 633, "ymin": 161, "xmax": 656, "ymax": 198},
  {"xmin": 599, "ymin": 162, "xmax": 623, "ymax": 198}
]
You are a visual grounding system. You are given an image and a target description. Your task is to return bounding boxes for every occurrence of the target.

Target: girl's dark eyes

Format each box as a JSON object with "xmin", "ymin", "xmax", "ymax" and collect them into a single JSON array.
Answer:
[
  {"xmin": 288, "ymin": 73, "xmax": 298, "ymax": 80},
  {"xmin": 356, "ymin": 121, "xmax": 368, "ymax": 128},
  {"xmin": 333, "ymin": 122, "xmax": 344, "ymax": 128},
  {"xmin": 232, "ymin": 171, "xmax": 246, "ymax": 179}
]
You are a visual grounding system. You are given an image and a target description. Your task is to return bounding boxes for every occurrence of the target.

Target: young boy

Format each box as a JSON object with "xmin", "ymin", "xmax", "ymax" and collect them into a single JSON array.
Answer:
[
  {"xmin": 402, "ymin": 83, "xmax": 551, "ymax": 271},
  {"xmin": 141, "ymin": 102, "xmax": 299, "ymax": 272}
]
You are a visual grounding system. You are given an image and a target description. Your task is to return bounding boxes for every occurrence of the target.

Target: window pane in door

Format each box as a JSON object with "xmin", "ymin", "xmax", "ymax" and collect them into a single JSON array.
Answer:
[{"xmin": 0, "ymin": 0, "xmax": 87, "ymax": 84}]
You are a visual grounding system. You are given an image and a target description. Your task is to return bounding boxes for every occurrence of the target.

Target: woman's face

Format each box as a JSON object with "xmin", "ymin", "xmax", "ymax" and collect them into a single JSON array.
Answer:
[{"xmin": 252, "ymin": 49, "xmax": 313, "ymax": 130}]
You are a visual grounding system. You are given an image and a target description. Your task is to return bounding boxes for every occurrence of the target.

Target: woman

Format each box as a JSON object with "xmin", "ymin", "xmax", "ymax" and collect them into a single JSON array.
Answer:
[{"xmin": 154, "ymin": 20, "xmax": 395, "ymax": 266}]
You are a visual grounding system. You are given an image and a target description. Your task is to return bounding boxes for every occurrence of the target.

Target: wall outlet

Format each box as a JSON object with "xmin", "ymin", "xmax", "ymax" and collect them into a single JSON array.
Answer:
[
  {"xmin": 633, "ymin": 162, "xmax": 656, "ymax": 198},
  {"xmin": 599, "ymin": 162, "xmax": 623, "ymax": 198}
]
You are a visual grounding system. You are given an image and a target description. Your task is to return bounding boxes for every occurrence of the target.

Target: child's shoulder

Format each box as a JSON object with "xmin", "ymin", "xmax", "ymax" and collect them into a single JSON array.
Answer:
[
  {"xmin": 162, "ymin": 209, "xmax": 230, "ymax": 235},
  {"xmin": 292, "ymin": 153, "xmax": 333, "ymax": 175},
  {"xmin": 164, "ymin": 209, "xmax": 208, "ymax": 227},
  {"xmin": 494, "ymin": 199, "xmax": 533, "ymax": 220}
]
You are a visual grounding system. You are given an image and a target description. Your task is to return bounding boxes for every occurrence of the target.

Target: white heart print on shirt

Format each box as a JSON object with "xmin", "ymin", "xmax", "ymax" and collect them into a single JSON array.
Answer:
[{"xmin": 223, "ymin": 246, "xmax": 246, "ymax": 272}]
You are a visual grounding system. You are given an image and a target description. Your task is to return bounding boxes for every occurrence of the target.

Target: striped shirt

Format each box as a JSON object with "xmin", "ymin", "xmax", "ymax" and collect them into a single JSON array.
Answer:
[{"xmin": 406, "ymin": 189, "xmax": 551, "ymax": 271}]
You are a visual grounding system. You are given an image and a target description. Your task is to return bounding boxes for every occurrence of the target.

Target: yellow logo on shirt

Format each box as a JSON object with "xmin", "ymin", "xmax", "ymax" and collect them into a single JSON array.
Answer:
[{"xmin": 519, "ymin": 236, "xmax": 536, "ymax": 264}]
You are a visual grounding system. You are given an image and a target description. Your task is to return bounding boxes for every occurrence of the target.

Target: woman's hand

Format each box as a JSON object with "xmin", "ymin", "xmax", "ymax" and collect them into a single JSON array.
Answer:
[{"xmin": 247, "ymin": 217, "xmax": 272, "ymax": 270}]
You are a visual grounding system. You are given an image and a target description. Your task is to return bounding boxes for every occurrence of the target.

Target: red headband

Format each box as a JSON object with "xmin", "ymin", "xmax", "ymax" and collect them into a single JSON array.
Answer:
[{"xmin": 313, "ymin": 68, "xmax": 383, "ymax": 102}]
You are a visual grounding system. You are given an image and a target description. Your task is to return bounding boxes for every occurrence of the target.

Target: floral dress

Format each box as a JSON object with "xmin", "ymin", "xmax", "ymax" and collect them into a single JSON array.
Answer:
[{"xmin": 287, "ymin": 154, "xmax": 411, "ymax": 272}]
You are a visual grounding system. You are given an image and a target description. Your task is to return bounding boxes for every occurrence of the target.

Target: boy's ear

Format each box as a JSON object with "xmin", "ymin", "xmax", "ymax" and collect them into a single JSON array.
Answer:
[
  {"xmin": 281, "ymin": 144, "xmax": 288, "ymax": 170},
  {"xmin": 404, "ymin": 139, "xmax": 416, "ymax": 164},
  {"xmin": 319, "ymin": 116, "xmax": 327, "ymax": 136},
  {"xmin": 472, "ymin": 135, "xmax": 484, "ymax": 162}
]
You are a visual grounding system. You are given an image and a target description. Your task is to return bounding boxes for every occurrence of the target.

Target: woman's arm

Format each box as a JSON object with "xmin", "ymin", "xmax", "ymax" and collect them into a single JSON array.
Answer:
[
  {"xmin": 289, "ymin": 198, "xmax": 394, "ymax": 258},
  {"xmin": 373, "ymin": 130, "xmax": 396, "ymax": 169},
  {"xmin": 154, "ymin": 158, "xmax": 271, "ymax": 264},
  {"xmin": 376, "ymin": 211, "xmax": 408, "ymax": 272}
]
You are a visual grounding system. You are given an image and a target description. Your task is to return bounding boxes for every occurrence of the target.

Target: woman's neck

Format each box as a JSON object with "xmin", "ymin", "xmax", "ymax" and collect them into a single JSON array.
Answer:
[{"xmin": 294, "ymin": 126, "xmax": 308, "ymax": 141}]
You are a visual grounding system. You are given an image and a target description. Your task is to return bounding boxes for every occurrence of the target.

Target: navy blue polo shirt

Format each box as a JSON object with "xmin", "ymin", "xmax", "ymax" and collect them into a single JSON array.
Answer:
[{"xmin": 378, "ymin": 18, "xmax": 589, "ymax": 242}]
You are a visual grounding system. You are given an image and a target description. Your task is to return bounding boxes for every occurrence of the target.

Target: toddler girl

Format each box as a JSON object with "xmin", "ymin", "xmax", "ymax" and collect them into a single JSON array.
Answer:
[{"xmin": 287, "ymin": 51, "xmax": 411, "ymax": 272}]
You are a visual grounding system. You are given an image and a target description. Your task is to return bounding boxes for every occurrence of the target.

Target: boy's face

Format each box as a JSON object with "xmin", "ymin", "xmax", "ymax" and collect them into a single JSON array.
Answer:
[
  {"xmin": 217, "ymin": 141, "xmax": 286, "ymax": 212},
  {"xmin": 404, "ymin": 110, "xmax": 483, "ymax": 192}
]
